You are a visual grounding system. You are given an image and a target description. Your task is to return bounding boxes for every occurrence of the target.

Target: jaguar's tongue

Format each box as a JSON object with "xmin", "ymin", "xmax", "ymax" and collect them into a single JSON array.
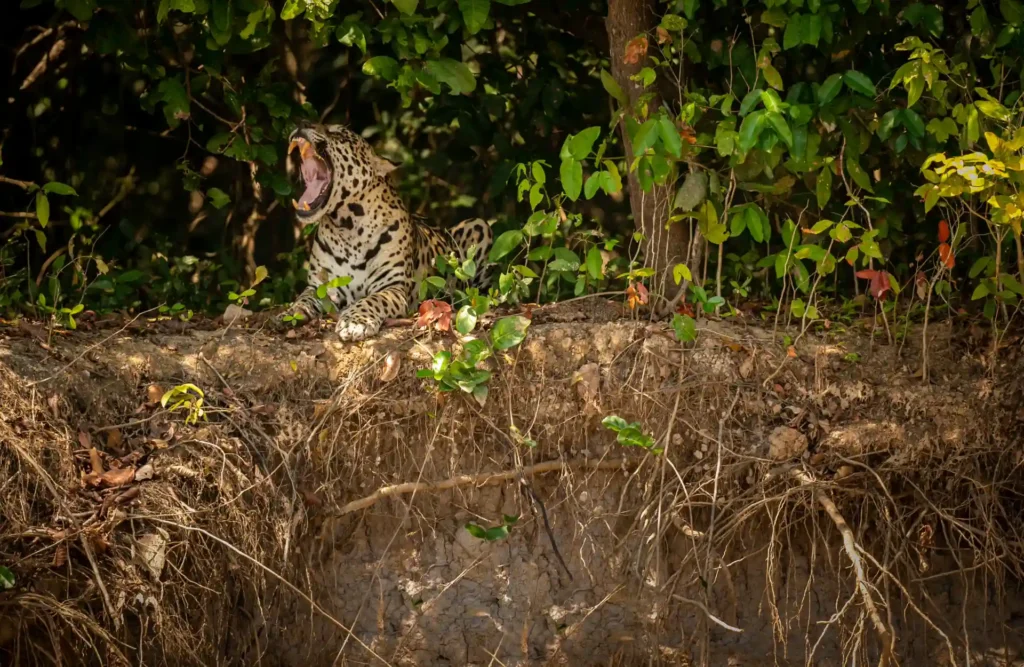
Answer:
[{"xmin": 298, "ymin": 154, "xmax": 330, "ymax": 209}]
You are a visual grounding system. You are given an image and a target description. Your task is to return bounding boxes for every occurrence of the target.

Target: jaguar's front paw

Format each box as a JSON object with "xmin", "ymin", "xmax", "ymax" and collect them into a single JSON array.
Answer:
[{"xmin": 335, "ymin": 316, "xmax": 380, "ymax": 342}]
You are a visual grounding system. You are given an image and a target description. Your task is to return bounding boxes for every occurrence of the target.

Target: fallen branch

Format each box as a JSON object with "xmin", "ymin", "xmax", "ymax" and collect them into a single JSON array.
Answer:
[
  {"xmin": 333, "ymin": 458, "xmax": 629, "ymax": 516},
  {"xmin": 794, "ymin": 468, "xmax": 895, "ymax": 667}
]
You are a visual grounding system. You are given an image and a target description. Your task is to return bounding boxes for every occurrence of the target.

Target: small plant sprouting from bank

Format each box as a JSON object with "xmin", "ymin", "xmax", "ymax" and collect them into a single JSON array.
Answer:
[
  {"xmin": 466, "ymin": 515, "xmax": 519, "ymax": 542},
  {"xmin": 0, "ymin": 566, "xmax": 14, "ymax": 590},
  {"xmin": 417, "ymin": 312, "xmax": 531, "ymax": 406},
  {"xmin": 160, "ymin": 384, "xmax": 207, "ymax": 426},
  {"xmin": 602, "ymin": 416, "xmax": 662, "ymax": 454}
]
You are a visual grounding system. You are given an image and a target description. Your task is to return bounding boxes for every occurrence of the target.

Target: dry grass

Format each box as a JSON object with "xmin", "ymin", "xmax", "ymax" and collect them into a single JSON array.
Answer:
[{"xmin": 0, "ymin": 317, "xmax": 1022, "ymax": 666}]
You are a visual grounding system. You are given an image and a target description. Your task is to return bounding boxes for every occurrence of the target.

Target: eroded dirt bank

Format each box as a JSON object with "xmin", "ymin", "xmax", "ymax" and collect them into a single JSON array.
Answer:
[{"xmin": 2, "ymin": 308, "xmax": 1023, "ymax": 666}]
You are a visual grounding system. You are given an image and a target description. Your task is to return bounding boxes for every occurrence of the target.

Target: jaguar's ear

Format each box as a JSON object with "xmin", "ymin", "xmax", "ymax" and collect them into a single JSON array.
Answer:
[{"xmin": 369, "ymin": 153, "xmax": 399, "ymax": 177}]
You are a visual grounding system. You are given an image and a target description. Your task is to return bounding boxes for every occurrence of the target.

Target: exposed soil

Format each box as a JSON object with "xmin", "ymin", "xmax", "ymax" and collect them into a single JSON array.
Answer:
[{"xmin": 1, "ymin": 303, "xmax": 1023, "ymax": 666}]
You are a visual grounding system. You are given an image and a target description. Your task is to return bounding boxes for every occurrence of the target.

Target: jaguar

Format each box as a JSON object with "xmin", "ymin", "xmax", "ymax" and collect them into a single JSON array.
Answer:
[{"xmin": 284, "ymin": 122, "xmax": 492, "ymax": 341}]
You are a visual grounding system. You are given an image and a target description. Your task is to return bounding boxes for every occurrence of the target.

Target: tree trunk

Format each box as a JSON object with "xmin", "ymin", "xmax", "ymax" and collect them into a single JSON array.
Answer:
[{"xmin": 606, "ymin": 0, "xmax": 687, "ymax": 308}]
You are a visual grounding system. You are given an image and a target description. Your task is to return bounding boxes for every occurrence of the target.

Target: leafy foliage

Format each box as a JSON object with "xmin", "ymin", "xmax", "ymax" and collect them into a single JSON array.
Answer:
[{"xmin": 3, "ymin": 0, "xmax": 1023, "ymax": 338}]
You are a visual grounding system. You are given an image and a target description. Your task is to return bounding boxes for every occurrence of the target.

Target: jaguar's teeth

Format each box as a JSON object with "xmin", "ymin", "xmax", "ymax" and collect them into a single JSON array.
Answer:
[
  {"xmin": 291, "ymin": 198, "xmax": 299, "ymax": 209},
  {"xmin": 300, "ymin": 201, "xmax": 311, "ymax": 211},
  {"xmin": 300, "ymin": 142, "xmax": 313, "ymax": 159},
  {"xmin": 288, "ymin": 140, "xmax": 298, "ymax": 155}
]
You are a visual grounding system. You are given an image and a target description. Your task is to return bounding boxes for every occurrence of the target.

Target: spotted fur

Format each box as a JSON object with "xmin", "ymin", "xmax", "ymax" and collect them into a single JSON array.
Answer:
[{"xmin": 285, "ymin": 123, "xmax": 492, "ymax": 341}]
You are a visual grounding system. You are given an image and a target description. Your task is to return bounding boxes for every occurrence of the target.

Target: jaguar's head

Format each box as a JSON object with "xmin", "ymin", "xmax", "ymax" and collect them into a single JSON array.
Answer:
[{"xmin": 287, "ymin": 123, "xmax": 398, "ymax": 223}]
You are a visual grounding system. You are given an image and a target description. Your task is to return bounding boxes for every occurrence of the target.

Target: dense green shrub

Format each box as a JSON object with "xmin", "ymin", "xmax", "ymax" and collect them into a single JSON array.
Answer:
[{"xmin": 2, "ymin": 0, "xmax": 1023, "ymax": 340}]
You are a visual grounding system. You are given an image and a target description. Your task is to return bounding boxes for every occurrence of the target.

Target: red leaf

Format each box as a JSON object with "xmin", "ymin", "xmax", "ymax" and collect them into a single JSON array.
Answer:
[
  {"xmin": 855, "ymin": 269, "xmax": 892, "ymax": 300},
  {"xmin": 938, "ymin": 220, "xmax": 950, "ymax": 244},
  {"xmin": 626, "ymin": 282, "xmax": 649, "ymax": 310},
  {"xmin": 416, "ymin": 299, "xmax": 453, "ymax": 332},
  {"xmin": 938, "ymin": 242, "xmax": 955, "ymax": 269},
  {"xmin": 656, "ymin": 27, "xmax": 672, "ymax": 44},
  {"xmin": 623, "ymin": 35, "xmax": 649, "ymax": 65}
]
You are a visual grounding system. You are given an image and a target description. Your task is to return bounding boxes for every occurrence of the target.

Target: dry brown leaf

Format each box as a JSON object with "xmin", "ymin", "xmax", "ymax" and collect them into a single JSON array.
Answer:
[
  {"xmin": 79, "ymin": 431, "xmax": 93, "ymax": 450},
  {"xmin": 380, "ymin": 351, "xmax": 401, "ymax": 382},
  {"xmin": 623, "ymin": 35, "xmax": 649, "ymax": 65},
  {"xmin": 738, "ymin": 355, "xmax": 754, "ymax": 379},
  {"xmin": 146, "ymin": 384, "xmax": 164, "ymax": 405},
  {"xmin": 105, "ymin": 428, "xmax": 123, "ymax": 449},
  {"xmin": 786, "ymin": 345, "xmax": 798, "ymax": 358},
  {"xmin": 52, "ymin": 543, "xmax": 68, "ymax": 568},
  {"xmin": 135, "ymin": 532, "xmax": 167, "ymax": 580},
  {"xmin": 656, "ymin": 27, "xmax": 672, "ymax": 44},
  {"xmin": 88, "ymin": 447, "xmax": 104, "ymax": 474},
  {"xmin": 85, "ymin": 466, "xmax": 135, "ymax": 488}
]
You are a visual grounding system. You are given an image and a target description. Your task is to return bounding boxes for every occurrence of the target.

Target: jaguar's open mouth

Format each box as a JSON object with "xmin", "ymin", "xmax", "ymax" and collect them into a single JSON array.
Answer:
[{"xmin": 288, "ymin": 135, "xmax": 331, "ymax": 216}]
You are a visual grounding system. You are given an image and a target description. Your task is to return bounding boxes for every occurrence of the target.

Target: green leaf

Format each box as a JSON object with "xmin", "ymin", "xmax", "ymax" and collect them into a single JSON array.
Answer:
[
  {"xmin": 845, "ymin": 155, "xmax": 874, "ymax": 192},
  {"xmin": 491, "ymin": 315, "xmax": 531, "ymax": 350},
  {"xmin": 739, "ymin": 89, "xmax": 763, "ymax": 116},
  {"xmin": 392, "ymin": 0, "xmax": 419, "ymax": 14},
  {"xmin": 155, "ymin": 77, "xmax": 190, "ymax": 128},
  {"xmin": 1001, "ymin": 0, "xmax": 1024, "ymax": 24},
  {"xmin": 281, "ymin": 0, "xmax": 305, "ymax": 20},
  {"xmin": 456, "ymin": 305, "xmax": 478, "ymax": 335},
  {"xmin": 906, "ymin": 76, "xmax": 925, "ymax": 108},
  {"xmin": 42, "ymin": 182, "xmax": 77, "ymax": 196},
  {"xmin": 877, "ymin": 110, "xmax": 899, "ymax": 142},
  {"xmin": 570, "ymin": 127, "xmax": 601, "ymax": 160},
  {"xmin": 560, "ymin": 158, "xmax": 583, "ymax": 201},
  {"xmin": 673, "ymin": 263, "xmax": 692, "ymax": 284},
  {"xmin": 586, "ymin": 245, "xmax": 603, "ymax": 280},
  {"xmin": 816, "ymin": 167, "xmax": 832, "ymax": 209},
  {"xmin": 658, "ymin": 117, "xmax": 683, "ymax": 158},
  {"xmin": 817, "ymin": 74, "xmax": 844, "ymax": 105},
  {"xmin": 0, "ymin": 566, "xmax": 14, "ymax": 590},
  {"xmin": 765, "ymin": 111, "xmax": 794, "ymax": 148},
  {"xmin": 730, "ymin": 210, "xmax": 747, "ymax": 238},
  {"xmin": 363, "ymin": 56, "xmax": 400, "ymax": 82},
  {"xmin": 35, "ymin": 192, "xmax": 50, "ymax": 228},
  {"xmin": 762, "ymin": 64, "xmax": 783, "ymax": 91},
  {"xmin": 843, "ymin": 70, "xmax": 876, "ymax": 97},
  {"xmin": 489, "ymin": 229, "xmax": 523, "ymax": 261},
  {"xmin": 632, "ymin": 120, "xmax": 659, "ymax": 156},
  {"xmin": 584, "ymin": 172, "xmax": 602, "ymax": 199},
  {"xmin": 206, "ymin": 187, "xmax": 231, "ymax": 209},
  {"xmin": 424, "ymin": 59, "xmax": 476, "ymax": 94},
  {"xmin": 927, "ymin": 117, "xmax": 958, "ymax": 143},
  {"xmin": 969, "ymin": 256, "xmax": 990, "ymax": 279},
  {"xmin": 601, "ymin": 70, "xmax": 628, "ymax": 106},
  {"xmin": 66, "ymin": 0, "xmax": 97, "ymax": 21},
  {"xmin": 972, "ymin": 283, "xmax": 990, "ymax": 300},
  {"xmin": 738, "ymin": 110, "xmax": 766, "ymax": 153},
  {"xmin": 900, "ymin": 109, "xmax": 925, "ymax": 139},
  {"xmin": 671, "ymin": 313, "xmax": 697, "ymax": 342},
  {"xmin": 746, "ymin": 206, "xmax": 765, "ymax": 243},
  {"xmin": 976, "ymin": 100, "xmax": 1011, "ymax": 121},
  {"xmin": 458, "ymin": 0, "xmax": 490, "ymax": 34},
  {"xmin": 465, "ymin": 522, "xmax": 511, "ymax": 541},
  {"xmin": 783, "ymin": 14, "xmax": 805, "ymax": 50}
]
